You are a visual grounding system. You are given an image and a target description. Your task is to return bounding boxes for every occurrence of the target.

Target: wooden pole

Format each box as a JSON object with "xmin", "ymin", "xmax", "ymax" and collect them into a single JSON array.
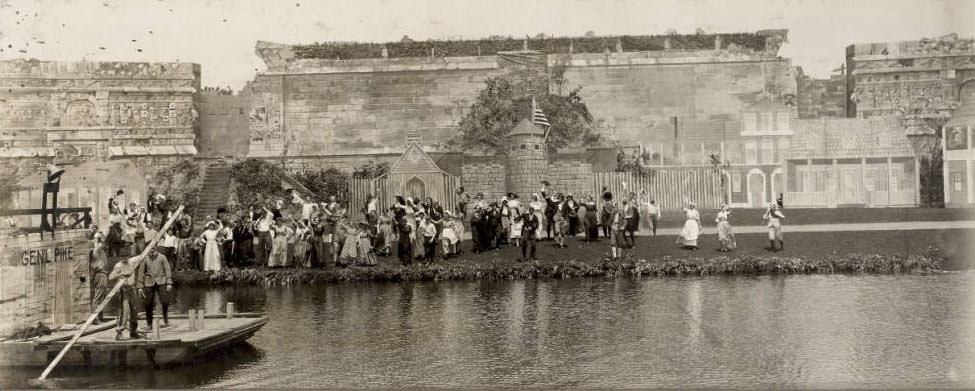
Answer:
[{"xmin": 36, "ymin": 205, "xmax": 185, "ymax": 381}]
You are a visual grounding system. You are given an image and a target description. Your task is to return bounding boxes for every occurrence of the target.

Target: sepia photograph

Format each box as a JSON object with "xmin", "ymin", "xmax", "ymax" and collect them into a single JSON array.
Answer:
[{"xmin": 0, "ymin": 0, "xmax": 973, "ymax": 388}]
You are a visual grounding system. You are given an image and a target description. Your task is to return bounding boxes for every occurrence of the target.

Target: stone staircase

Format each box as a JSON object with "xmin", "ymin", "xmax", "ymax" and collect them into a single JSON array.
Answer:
[{"xmin": 194, "ymin": 162, "xmax": 233, "ymax": 226}]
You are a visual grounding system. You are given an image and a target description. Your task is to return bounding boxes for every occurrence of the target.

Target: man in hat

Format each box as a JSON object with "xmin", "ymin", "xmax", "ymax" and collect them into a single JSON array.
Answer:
[
  {"xmin": 470, "ymin": 205, "xmax": 484, "ymax": 253},
  {"xmin": 541, "ymin": 188, "xmax": 559, "ymax": 240},
  {"xmin": 624, "ymin": 192, "xmax": 640, "ymax": 247},
  {"xmin": 519, "ymin": 206, "xmax": 540, "ymax": 262},
  {"xmin": 89, "ymin": 233, "xmax": 109, "ymax": 324},
  {"xmin": 564, "ymin": 194, "xmax": 579, "ymax": 237},
  {"xmin": 600, "ymin": 189, "xmax": 613, "ymax": 239},
  {"xmin": 108, "ymin": 253, "xmax": 140, "ymax": 340}
]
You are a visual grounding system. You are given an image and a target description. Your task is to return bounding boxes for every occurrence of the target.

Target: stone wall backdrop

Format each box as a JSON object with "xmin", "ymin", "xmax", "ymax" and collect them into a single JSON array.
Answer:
[
  {"xmin": 460, "ymin": 160, "xmax": 506, "ymax": 201},
  {"xmin": 0, "ymin": 229, "xmax": 92, "ymax": 338},
  {"xmin": 547, "ymin": 160, "xmax": 595, "ymax": 197},
  {"xmin": 196, "ymin": 92, "xmax": 251, "ymax": 159},
  {"xmin": 245, "ymin": 31, "xmax": 795, "ymax": 160}
]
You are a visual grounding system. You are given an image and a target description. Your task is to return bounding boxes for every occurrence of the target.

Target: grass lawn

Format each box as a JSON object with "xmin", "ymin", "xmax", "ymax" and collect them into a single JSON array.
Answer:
[
  {"xmin": 191, "ymin": 228, "xmax": 970, "ymax": 276},
  {"xmin": 394, "ymin": 228, "xmax": 974, "ymax": 270},
  {"xmin": 652, "ymin": 207, "xmax": 975, "ymax": 229}
]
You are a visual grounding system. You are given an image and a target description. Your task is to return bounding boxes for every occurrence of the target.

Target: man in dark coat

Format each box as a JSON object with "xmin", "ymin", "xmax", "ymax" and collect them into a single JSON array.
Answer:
[{"xmin": 519, "ymin": 207, "xmax": 540, "ymax": 262}]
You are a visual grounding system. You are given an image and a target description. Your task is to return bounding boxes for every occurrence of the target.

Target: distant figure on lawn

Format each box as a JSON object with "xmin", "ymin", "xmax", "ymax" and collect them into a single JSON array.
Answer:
[
  {"xmin": 677, "ymin": 201, "xmax": 700, "ymax": 250},
  {"xmin": 764, "ymin": 203, "xmax": 786, "ymax": 251},
  {"xmin": 715, "ymin": 204, "xmax": 736, "ymax": 252}
]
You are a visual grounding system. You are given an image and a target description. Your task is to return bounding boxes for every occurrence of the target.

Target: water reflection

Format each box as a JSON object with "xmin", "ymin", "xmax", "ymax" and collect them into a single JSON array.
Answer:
[{"xmin": 1, "ymin": 273, "xmax": 972, "ymax": 389}]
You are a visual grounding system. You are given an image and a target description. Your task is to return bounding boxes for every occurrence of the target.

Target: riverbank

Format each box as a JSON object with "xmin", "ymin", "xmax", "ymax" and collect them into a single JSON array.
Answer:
[{"xmin": 174, "ymin": 251, "xmax": 945, "ymax": 286}]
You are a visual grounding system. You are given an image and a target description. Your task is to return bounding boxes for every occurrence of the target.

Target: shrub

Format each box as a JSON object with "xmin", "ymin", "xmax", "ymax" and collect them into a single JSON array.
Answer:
[
  {"xmin": 148, "ymin": 158, "xmax": 203, "ymax": 216},
  {"xmin": 230, "ymin": 159, "xmax": 289, "ymax": 209},
  {"xmin": 293, "ymin": 168, "xmax": 350, "ymax": 203}
]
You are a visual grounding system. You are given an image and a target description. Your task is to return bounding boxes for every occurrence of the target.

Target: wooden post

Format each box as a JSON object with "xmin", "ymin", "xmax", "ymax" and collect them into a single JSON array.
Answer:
[
  {"xmin": 887, "ymin": 157, "xmax": 893, "ymax": 206},
  {"xmin": 188, "ymin": 309, "xmax": 197, "ymax": 331},
  {"xmin": 37, "ymin": 205, "xmax": 185, "ymax": 381},
  {"xmin": 227, "ymin": 302, "xmax": 235, "ymax": 319},
  {"xmin": 914, "ymin": 157, "xmax": 921, "ymax": 205},
  {"xmin": 198, "ymin": 309, "xmax": 205, "ymax": 330},
  {"xmin": 152, "ymin": 317, "xmax": 160, "ymax": 340}
]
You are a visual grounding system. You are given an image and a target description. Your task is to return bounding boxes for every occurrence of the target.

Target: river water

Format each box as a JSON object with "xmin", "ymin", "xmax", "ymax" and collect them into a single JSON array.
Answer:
[{"xmin": 4, "ymin": 272, "xmax": 974, "ymax": 389}]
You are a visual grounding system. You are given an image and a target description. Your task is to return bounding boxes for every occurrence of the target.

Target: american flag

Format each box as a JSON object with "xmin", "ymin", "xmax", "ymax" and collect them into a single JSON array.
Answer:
[{"xmin": 531, "ymin": 97, "xmax": 550, "ymax": 128}]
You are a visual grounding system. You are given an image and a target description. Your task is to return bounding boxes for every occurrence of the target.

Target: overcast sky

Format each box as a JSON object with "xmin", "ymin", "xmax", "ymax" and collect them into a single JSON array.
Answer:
[{"xmin": 1, "ymin": 0, "xmax": 973, "ymax": 89}]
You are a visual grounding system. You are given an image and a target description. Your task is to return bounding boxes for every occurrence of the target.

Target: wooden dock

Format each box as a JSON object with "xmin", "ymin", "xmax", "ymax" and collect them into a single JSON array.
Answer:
[{"xmin": 0, "ymin": 313, "xmax": 268, "ymax": 368}]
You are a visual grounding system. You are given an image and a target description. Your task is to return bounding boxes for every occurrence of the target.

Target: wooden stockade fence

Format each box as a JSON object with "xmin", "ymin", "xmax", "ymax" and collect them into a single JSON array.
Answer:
[
  {"xmin": 348, "ymin": 170, "xmax": 725, "ymax": 217},
  {"xmin": 347, "ymin": 175, "xmax": 462, "ymax": 220},
  {"xmin": 592, "ymin": 170, "xmax": 725, "ymax": 211}
]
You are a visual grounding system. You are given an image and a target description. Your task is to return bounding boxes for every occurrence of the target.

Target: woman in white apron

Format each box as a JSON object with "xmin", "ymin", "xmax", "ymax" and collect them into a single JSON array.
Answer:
[{"xmin": 676, "ymin": 201, "xmax": 700, "ymax": 250}]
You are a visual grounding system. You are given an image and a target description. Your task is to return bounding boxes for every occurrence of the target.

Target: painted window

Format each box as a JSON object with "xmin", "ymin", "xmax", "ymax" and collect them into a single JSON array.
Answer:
[
  {"xmin": 743, "ymin": 112, "xmax": 757, "ymax": 133},
  {"xmin": 732, "ymin": 173, "xmax": 742, "ymax": 193},
  {"xmin": 760, "ymin": 112, "xmax": 774, "ymax": 133},
  {"xmin": 745, "ymin": 141, "xmax": 758, "ymax": 164},
  {"xmin": 813, "ymin": 170, "xmax": 827, "ymax": 192},
  {"xmin": 760, "ymin": 139, "xmax": 774, "ymax": 164},
  {"xmin": 952, "ymin": 172, "xmax": 964, "ymax": 191}
]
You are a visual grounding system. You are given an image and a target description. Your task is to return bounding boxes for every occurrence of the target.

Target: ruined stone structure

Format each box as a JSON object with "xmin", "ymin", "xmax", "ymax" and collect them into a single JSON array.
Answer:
[
  {"xmin": 0, "ymin": 59, "xmax": 201, "ymax": 222},
  {"xmin": 846, "ymin": 34, "xmax": 975, "ymax": 205},
  {"xmin": 846, "ymin": 34, "xmax": 975, "ymax": 120},
  {"xmin": 0, "ymin": 59, "xmax": 201, "ymax": 167},
  {"xmin": 796, "ymin": 67, "xmax": 846, "ymax": 119}
]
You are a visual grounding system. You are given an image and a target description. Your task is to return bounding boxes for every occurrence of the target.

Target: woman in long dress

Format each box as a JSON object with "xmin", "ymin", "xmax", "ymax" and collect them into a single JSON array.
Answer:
[
  {"xmin": 267, "ymin": 218, "xmax": 291, "ymax": 267},
  {"xmin": 677, "ymin": 201, "xmax": 701, "ymax": 250},
  {"xmin": 529, "ymin": 194, "xmax": 546, "ymax": 239},
  {"xmin": 294, "ymin": 220, "xmax": 311, "ymax": 267},
  {"xmin": 440, "ymin": 212, "xmax": 460, "ymax": 257},
  {"xmin": 355, "ymin": 221, "xmax": 377, "ymax": 266},
  {"xmin": 200, "ymin": 222, "xmax": 222, "ymax": 272},
  {"xmin": 376, "ymin": 210, "xmax": 394, "ymax": 256},
  {"xmin": 716, "ymin": 204, "xmax": 736, "ymax": 252},
  {"xmin": 412, "ymin": 212, "xmax": 426, "ymax": 260},
  {"xmin": 338, "ymin": 221, "xmax": 360, "ymax": 267}
]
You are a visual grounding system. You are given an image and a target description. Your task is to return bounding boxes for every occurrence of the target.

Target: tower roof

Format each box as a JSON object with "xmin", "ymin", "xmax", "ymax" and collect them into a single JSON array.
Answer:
[{"xmin": 507, "ymin": 119, "xmax": 546, "ymax": 137}]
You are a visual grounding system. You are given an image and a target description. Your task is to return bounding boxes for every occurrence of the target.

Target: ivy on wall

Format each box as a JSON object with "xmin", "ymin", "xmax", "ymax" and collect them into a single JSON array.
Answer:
[{"xmin": 292, "ymin": 33, "xmax": 768, "ymax": 60}]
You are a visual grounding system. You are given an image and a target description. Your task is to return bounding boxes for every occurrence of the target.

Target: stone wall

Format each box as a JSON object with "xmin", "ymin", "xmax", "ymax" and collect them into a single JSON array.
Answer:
[
  {"xmin": 196, "ymin": 92, "xmax": 251, "ymax": 159},
  {"xmin": 797, "ymin": 71, "xmax": 846, "ymax": 119},
  {"xmin": 245, "ymin": 57, "xmax": 506, "ymax": 158},
  {"xmin": 547, "ymin": 160, "xmax": 594, "ymax": 197},
  {"xmin": 460, "ymin": 160, "xmax": 506, "ymax": 201},
  {"xmin": 246, "ymin": 35, "xmax": 796, "ymax": 159},
  {"xmin": 0, "ymin": 59, "xmax": 200, "ymax": 165},
  {"xmin": 0, "ymin": 229, "xmax": 92, "ymax": 337},
  {"xmin": 555, "ymin": 52, "xmax": 796, "ymax": 146}
]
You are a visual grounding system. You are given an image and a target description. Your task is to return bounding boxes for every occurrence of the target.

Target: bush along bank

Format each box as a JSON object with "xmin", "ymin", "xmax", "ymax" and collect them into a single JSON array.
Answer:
[{"xmin": 173, "ymin": 249, "xmax": 946, "ymax": 286}]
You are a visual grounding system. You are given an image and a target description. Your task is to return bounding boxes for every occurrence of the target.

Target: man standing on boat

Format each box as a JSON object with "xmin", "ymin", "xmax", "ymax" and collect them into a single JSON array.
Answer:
[
  {"xmin": 108, "ymin": 255, "xmax": 140, "ymax": 340},
  {"xmin": 136, "ymin": 246, "xmax": 173, "ymax": 329}
]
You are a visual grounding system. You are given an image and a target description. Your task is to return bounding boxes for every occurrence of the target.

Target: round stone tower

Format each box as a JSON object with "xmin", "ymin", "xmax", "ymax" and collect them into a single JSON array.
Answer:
[{"xmin": 505, "ymin": 119, "xmax": 549, "ymax": 198}]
